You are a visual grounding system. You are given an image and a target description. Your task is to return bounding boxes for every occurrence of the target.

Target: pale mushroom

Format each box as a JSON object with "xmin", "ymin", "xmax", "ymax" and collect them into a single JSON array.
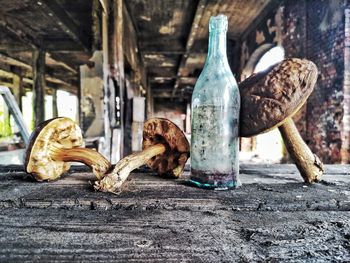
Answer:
[{"xmin": 25, "ymin": 117, "xmax": 111, "ymax": 181}]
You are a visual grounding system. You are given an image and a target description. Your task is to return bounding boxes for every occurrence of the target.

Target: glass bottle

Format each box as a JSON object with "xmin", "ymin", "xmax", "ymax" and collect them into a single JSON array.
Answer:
[{"xmin": 190, "ymin": 15, "xmax": 240, "ymax": 190}]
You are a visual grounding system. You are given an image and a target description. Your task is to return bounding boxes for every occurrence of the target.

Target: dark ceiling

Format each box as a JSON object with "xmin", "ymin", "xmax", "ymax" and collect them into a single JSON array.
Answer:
[
  {"xmin": 125, "ymin": 0, "xmax": 276, "ymax": 99},
  {"xmin": 0, "ymin": 0, "xmax": 277, "ymax": 98},
  {"xmin": 0, "ymin": 0, "xmax": 93, "ymax": 94}
]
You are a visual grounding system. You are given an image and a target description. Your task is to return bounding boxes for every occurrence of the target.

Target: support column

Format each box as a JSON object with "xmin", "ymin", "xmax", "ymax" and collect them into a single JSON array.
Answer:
[
  {"xmin": 12, "ymin": 74, "xmax": 23, "ymax": 111},
  {"xmin": 52, "ymin": 89, "xmax": 58, "ymax": 118},
  {"xmin": 146, "ymin": 80, "xmax": 154, "ymax": 119},
  {"xmin": 101, "ymin": 0, "xmax": 113, "ymax": 161},
  {"xmin": 32, "ymin": 49, "xmax": 46, "ymax": 126},
  {"xmin": 113, "ymin": 0, "xmax": 125, "ymax": 158}
]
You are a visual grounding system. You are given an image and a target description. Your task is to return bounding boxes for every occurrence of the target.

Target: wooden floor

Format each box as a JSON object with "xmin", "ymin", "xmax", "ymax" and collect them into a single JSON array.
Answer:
[{"xmin": 0, "ymin": 164, "xmax": 350, "ymax": 262}]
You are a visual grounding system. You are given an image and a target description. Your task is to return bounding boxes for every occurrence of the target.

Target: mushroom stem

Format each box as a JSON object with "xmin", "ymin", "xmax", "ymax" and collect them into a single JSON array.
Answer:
[
  {"xmin": 94, "ymin": 143, "xmax": 166, "ymax": 193},
  {"xmin": 278, "ymin": 118, "xmax": 324, "ymax": 183},
  {"xmin": 51, "ymin": 147, "xmax": 111, "ymax": 179}
]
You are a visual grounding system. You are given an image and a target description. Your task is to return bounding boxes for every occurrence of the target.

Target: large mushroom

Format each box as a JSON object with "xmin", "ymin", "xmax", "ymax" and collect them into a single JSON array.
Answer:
[
  {"xmin": 239, "ymin": 58, "xmax": 324, "ymax": 183},
  {"xmin": 94, "ymin": 117, "xmax": 190, "ymax": 193},
  {"xmin": 25, "ymin": 117, "xmax": 111, "ymax": 181}
]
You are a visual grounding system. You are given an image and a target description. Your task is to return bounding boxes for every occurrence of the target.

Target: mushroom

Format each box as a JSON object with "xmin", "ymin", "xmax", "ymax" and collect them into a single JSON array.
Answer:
[
  {"xmin": 25, "ymin": 117, "xmax": 111, "ymax": 181},
  {"xmin": 94, "ymin": 117, "xmax": 190, "ymax": 193},
  {"xmin": 239, "ymin": 58, "xmax": 324, "ymax": 183}
]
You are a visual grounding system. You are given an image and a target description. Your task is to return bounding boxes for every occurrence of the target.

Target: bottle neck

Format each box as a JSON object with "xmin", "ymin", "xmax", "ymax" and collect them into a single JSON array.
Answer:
[{"xmin": 207, "ymin": 31, "xmax": 227, "ymax": 59}]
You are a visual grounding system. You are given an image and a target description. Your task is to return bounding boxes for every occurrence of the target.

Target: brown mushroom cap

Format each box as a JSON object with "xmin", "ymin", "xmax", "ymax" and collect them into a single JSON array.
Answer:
[
  {"xmin": 142, "ymin": 118, "xmax": 190, "ymax": 178},
  {"xmin": 25, "ymin": 117, "xmax": 84, "ymax": 181},
  {"xmin": 240, "ymin": 58, "xmax": 318, "ymax": 137}
]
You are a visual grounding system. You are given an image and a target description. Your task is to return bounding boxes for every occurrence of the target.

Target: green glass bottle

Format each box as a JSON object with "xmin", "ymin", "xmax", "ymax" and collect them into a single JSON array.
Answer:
[{"xmin": 190, "ymin": 15, "xmax": 240, "ymax": 190}]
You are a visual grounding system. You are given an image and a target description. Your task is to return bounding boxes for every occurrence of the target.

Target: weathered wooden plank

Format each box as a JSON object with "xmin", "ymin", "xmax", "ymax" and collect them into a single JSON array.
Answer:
[
  {"xmin": 32, "ymin": 49, "xmax": 46, "ymax": 126},
  {"xmin": 0, "ymin": 209, "xmax": 349, "ymax": 262},
  {"xmin": 0, "ymin": 165, "xmax": 350, "ymax": 212},
  {"xmin": 0, "ymin": 165, "xmax": 349, "ymax": 261}
]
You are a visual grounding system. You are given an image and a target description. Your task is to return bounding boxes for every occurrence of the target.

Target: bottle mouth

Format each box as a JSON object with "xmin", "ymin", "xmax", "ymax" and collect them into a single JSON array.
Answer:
[{"xmin": 209, "ymin": 15, "xmax": 228, "ymax": 32}]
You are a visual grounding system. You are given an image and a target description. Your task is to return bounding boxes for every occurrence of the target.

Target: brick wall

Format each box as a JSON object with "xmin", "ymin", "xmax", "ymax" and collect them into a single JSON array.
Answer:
[
  {"xmin": 240, "ymin": 0, "xmax": 349, "ymax": 163},
  {"xmin": 342, "ymin": 8, "xmax": 350, "ymax": 163},
  {"xmin": 282, "ymin": 1, "xmax": 308, "ymax": 138},
  {"xmin": 304, "ymin": 0, "xmax": 345, "ymax": 163}
]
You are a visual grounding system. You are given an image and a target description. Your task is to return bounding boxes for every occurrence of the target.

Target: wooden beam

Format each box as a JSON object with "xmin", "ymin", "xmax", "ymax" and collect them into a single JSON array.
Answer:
[
  {"xmin": 0, "ymin": 11, "xmax": 87, "ymax": 52},
  {"xmin": 22, "ymin": 76, "xmax": 76, "ymax": 95},
  {"xmin": 46, "ymin": 54, "xmax": 78, "ymax": 74},
  {"xmin": 39, "ymin": 1, "xmax": 91, "ymax": 52},
  {"xmin": 0, "ymin": 43, "xmax": 31, "ymax": 52},
  {"xmin": 123, "ymin": 3, "xmax": 144, "ymax": 79},
  {"xmin": 99, "ymin": 0, "xmax": 107, "ymax": 13},
  {"xmin": 0, "ymin": 52, "xmax": 76, "ymax": 91},
  {"xmin": 113, "ymin": 0, "xmax": 125, "ymax": 157},
  {"xmin": 100, "ymin": 0, "xmax": 112, "ymax": 160},
  {"xmin": 42, "ymin": 39, "xmax": 87, "ymax": 51},
  {"xmin": 240, "ymin": 0, "xmax": 281, "ymax": 41},
  {"xmin": 32, "ymin": 50, "xmax": 46, "ymax": 126},
  {"xmin": 142, "ymin": 50, "xmax": 187, "ymax": 55},
  {"xmin": 45, "ymin": 75, "xmax": 72, "ymax": 87},
  {"xmin": 149, "ymin": 77, "xmax": 175, "ymax": 84},
  {"xmin": 0, "ymin": 69, "xmax": 15, "ymax": 79},
  {"xmin": 179, "ymin": 77, "xmax": 197, "ymax": 85},
  {"xmin": 92, "ymin": 0, "xmax": 102, "ymax": 51},
  {"xmin": 0, "ymin": 81, "xmax": 13, "ymax": 88},
  {"xmin": 0, "ymin": 19, "xmax": 38, "ymax": 50},
  {"xmin": 52, "ymin": 90, "xmax": 58, "ymax": 118},
  {"xmin": 0, "ymin": 39, "xmax": 85, "ymax": 52},
  {"xmin": 0, "ymin": 53, "xmax": 31, "ymax": 70},
  {"xmin": 172, "ymin": 0, "xmax": 207, "ymax": 96},
  {"xmin": 12, "ymin": 74, "xmax": 23, "ymax": 111}
]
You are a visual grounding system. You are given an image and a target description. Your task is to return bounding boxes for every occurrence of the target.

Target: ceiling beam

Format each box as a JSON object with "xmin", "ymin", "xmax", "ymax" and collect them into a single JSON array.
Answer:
[
  {"xmin": 149, "ymin": 77, "xmax": 175, "ymax": 84},
  {"xmin": 42, "ymin": 39, "xmax": 88, "ymax": 51},
  {"xmin": 0, "ymin": 39, "xmax": 87, "ymax": 52},
  {"xmin": 179, "ymin": 77, "xmax": 197, "ymax": 85},
  {"xmin": 46, "ymin": 54, "xmax": 77, "ymax": 74},
  {"xmin": 240, "ymin": 0, "xmax": 281, "ymax": 41},
  {"xmin": 152, "ymin": 91, "xmax": 189, "ymax": 99},
  {"xmin": 0, "ymin": 72, "xmax": 74, "ymax": 93},
  {"xmin": 143, "ymin": 50, "xmax": 187, "ymax": 55},
  {"xmin": 0, "ymin": 52, "xmax": 76, "ymax": 91},
  {"xmin": 172, "ymin": 0, "xmax": 207, "ymax": 96},
  {"xmin": 0, "ymin": 19, "xmax": 39, "ymax": 50},
  {"xmin": 0, "ymin": 43, "xmax": 31, "ymax": 52},
  {"xmin": 22, "ymin": 76, "xmax": 76, "ymax": 94},
  {"xmin": 0, "ymin": 53, "xmax": 31, "ymax": 70},
  {"xmin": 45, "ymin": 75, "xmax": 72, "ymax": 87},
  {"xmin": 39, "ymin": 1, "xmax": 91, "ymax": 52},
  {"xmin": 0, "ymin": 81, "xmax": 13, "ymax": 88}
]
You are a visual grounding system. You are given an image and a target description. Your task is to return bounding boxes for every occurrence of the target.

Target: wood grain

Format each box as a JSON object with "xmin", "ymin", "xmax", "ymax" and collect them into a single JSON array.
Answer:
[{"xmin": 0, "ymin": 164, "xmax": 349, "ymax": 261}]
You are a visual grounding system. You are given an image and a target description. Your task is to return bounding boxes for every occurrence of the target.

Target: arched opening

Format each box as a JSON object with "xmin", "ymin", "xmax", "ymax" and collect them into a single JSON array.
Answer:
[
  {"xmin": 254, "ymin": 46, "xmax": 285, "ymax": 73},
  {"xmin": 240, "ymin": 45, "xmax": 285, "ymax": 163}
]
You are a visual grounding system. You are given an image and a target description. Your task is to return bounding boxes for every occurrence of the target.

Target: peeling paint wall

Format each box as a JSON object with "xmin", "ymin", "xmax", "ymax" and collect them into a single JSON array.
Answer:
[
  {"xmin": 80, "ymin": 51, "xmax": 104, "ymax": 138},
  {"xmin": 240, "ymin": 0, "xmax": 349, "ymax": 163}
]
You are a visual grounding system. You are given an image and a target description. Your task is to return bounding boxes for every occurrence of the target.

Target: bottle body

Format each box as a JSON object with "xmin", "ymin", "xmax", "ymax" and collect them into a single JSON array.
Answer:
[{"xmin": 190, "ymin": 15, "xmax": 240, "ymax": 190}]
